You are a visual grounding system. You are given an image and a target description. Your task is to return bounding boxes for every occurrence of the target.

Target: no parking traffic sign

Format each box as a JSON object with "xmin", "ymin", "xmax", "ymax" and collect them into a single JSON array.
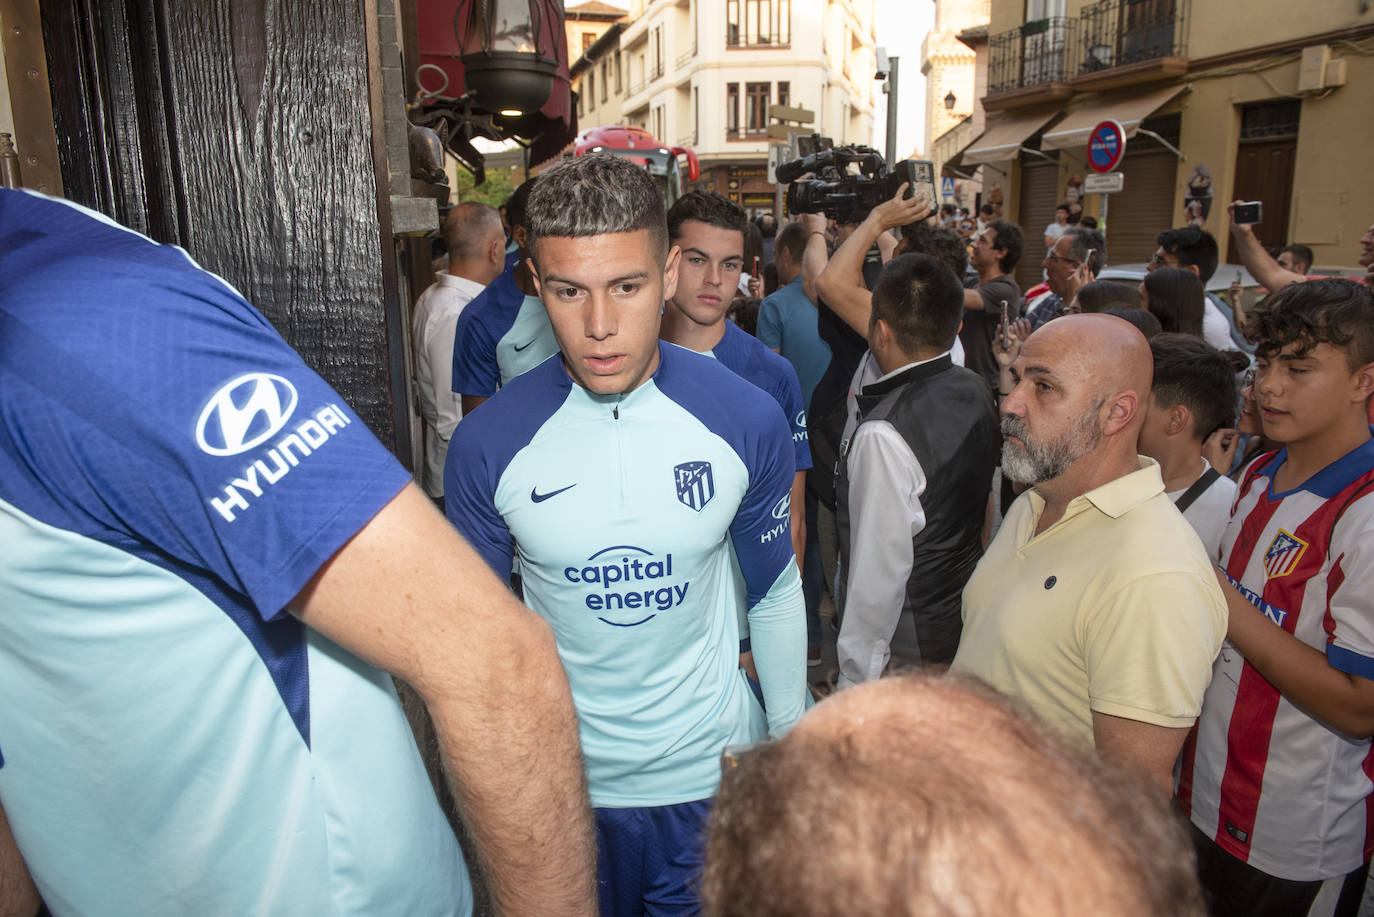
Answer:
[{"xmin": 1088, "ymin": 120, "xmax": 1126, "ymax": 173}]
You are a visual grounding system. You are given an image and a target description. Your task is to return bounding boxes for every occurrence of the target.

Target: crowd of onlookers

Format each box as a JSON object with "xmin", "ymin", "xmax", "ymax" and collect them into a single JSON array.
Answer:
[{"xmin": 4, "ymin": 157, "xmax": 1374, "ymax": 917}]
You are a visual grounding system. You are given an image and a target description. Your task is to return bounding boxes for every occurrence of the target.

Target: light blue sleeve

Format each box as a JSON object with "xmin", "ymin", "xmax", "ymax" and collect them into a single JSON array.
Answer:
[
  {"xmin": 747, "ymin": 562, "xmax": 807, "ymax": 736},
  {"xmin": 728, "ymin": 402, "xmax": 807, "ymax": 735}
]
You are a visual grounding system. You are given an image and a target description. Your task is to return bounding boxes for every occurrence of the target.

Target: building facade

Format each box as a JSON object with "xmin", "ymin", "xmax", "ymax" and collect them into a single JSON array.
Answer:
[
  {"xmin": 568, "ymin": 0, "xmax": 878, "ymax": 218},
  {"xmin": 921, "ymin": 0, "xmax": 988, "ymax": 168},
  {"xmin": 957, "ymin": 0, "xmax": 1374, "ymax": 290}
]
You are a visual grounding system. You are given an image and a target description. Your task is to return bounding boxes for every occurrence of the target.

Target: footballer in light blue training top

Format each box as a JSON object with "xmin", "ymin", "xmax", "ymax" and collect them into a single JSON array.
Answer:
[
  {"xmin": 445, "ymin": 154, "xmax": 807, "ymax": 917},
  {"xmin": 0, "ymin": 190, "xmax": 474, "ymax": 916}
]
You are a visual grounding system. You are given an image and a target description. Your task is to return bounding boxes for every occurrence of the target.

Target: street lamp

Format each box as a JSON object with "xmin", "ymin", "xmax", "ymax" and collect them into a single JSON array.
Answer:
[
  {"xmin": 455, "ymin": 0, "xmax": 562, "ymax": 116},
  {"xmin": 944, "ymin": 91, "xmax": 957, "ymax": 111},
  {"xmin": 875, "ymin": 47, "xmax": 899, "ymax": 167}
]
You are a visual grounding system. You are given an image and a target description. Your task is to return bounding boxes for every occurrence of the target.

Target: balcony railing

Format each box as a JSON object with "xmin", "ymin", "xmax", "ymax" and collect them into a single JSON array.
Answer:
[
  {"xmin": 627, "ymin": 77, "xmax": 648, "ymax": 97},
  {"xmin": 675, "ymin": 43, "xmax": 696, "ymax": 70},
  {"xmin": 1075, "ymin": 0, "xmax": 1187, "ymax": 75},
  {"xmin": 650, "ymin": 61, "xmax": 665, "ymax": 81},
  {"xmin": 987, "ymin": 17, "xmax": 1075, "ymax": 96}
]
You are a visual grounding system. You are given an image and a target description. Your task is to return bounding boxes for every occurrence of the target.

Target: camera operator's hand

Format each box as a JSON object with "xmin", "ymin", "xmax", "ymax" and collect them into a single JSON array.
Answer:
[
  {"xmin": 867, "ymin": 183, "xmax": 933, "ymax": 234},
  {"xmin": 800, "ymin": 212, "xmax": 828, "ymax": 236}
]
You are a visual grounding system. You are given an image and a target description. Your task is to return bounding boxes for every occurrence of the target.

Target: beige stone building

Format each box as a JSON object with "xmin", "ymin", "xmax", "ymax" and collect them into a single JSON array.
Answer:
[
  {"xmin": 568, "ymin": 0, "xmax": 879, "ymax": 218},
  {"xmin": 952, "ymin": 0, "xmax": 1374, "ymax": 290},
  {"xmin": 925, "ymin": 0, "xmax": 994, "ymax": 211},
  {"xmin": 565, "ymin": 1, "xmax": 627, "ymax": 62}
]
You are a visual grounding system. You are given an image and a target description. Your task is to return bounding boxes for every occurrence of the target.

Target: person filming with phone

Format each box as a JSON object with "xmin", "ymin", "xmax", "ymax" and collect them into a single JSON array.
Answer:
[{"xmin": 1229, "ymin": 200, "xmax": 1374, "ymax": 294}]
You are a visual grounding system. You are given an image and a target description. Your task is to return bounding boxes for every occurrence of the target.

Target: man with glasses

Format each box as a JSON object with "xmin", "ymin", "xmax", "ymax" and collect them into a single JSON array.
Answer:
[
  {"xmin": 959, "ymin": 221, "xmax": 1025, "ymax": 394},
  {"xmin": 1025, "ymin": 227, "xmax": 1106, "ymax": 331}
]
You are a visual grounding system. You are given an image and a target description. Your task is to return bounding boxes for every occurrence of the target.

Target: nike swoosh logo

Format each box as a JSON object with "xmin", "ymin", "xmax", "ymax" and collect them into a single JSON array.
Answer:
[
  {"xmin": 530, "ymin": 484, "xmax": 576, "ymax": 503},
  {"xmin": 513, "ymin": 339, "xmax": 537, "ymax": 352}
]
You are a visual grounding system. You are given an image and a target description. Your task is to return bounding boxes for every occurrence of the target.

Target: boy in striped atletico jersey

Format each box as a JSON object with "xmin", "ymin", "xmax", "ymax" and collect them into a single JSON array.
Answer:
[{"xmin": 1177, "ymin": 279, "xmax": 1374, "ymax": 917}]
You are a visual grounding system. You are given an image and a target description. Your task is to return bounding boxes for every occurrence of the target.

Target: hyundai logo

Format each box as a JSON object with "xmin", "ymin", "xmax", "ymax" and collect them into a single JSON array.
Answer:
[
  {"xmin": 195, "ymin": 373, "xmax": 299, "ymax": 456},
  {"xmin": 771, "ymin": 493, "xmax": 791, "ymax": 520}
]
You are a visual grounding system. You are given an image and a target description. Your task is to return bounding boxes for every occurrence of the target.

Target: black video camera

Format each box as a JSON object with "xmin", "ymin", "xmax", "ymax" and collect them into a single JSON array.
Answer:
[{"xmin": 776, "ymin": 137, "xmax": 936, "ymax": 225}]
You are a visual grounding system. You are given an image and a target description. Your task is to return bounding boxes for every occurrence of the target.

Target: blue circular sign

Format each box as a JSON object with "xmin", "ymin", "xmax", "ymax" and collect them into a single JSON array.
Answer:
[{"xmin": 1088, "ymin": 119, "xmax": 1126, "ymax": 173}]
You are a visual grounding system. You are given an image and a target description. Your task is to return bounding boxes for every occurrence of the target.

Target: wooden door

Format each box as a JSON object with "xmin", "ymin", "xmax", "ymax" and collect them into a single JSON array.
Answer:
[
  {"xmin": 39, "ymin": 0, "xmax": 408, "ymax": 458},
  {"xmin": 1231, "ymin": 138, "xmax": 1297, "ymax": 256}
]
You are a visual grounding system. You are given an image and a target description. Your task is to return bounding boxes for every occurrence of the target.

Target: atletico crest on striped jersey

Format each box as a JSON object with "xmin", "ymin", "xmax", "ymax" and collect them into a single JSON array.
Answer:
[{"xmin": 1262, "ymin": 529, "xmax": 1308, "ymax": 579}]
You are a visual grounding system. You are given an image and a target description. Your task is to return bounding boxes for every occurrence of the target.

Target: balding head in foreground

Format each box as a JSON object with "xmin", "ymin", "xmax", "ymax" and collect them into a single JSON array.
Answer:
[{"xmin": 702, "ymin": 673, "xmax": 1204, "ymax": 917}]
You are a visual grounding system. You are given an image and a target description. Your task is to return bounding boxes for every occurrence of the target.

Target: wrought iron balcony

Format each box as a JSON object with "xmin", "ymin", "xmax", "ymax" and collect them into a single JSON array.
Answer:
[
  {"xmin": 987, "ymin": 17, "xmax": 1075, "ymax": 98},
  {"xmin": 1076, "ymin": 0, "xmax": 1187, "ymax": 78}
]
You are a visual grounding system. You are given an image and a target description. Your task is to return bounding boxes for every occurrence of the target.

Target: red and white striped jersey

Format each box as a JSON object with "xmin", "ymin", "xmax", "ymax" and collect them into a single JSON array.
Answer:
[{"xmin": 1177, "ymin": 441, "xmax": 1374, "ymax": 881}]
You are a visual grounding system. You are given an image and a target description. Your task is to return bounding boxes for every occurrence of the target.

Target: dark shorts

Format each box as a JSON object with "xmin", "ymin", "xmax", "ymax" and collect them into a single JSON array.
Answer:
[
  {"xmin": 595, "ymin": 798, "xmax": 713, "ymax": 917},
  {"xmin": 1192, "ymin": 824, "xmax": 1370, "ymax": 917}
]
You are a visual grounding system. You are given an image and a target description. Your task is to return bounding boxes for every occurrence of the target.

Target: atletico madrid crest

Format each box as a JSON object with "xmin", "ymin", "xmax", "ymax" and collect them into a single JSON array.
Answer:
[
  {"xmin": 674, "ymin": 461, "xmax": 715, "ymax": 512},
  {"xmin": 1263, "ymin": 529, "xmax": 1308, "ymax": 579}
]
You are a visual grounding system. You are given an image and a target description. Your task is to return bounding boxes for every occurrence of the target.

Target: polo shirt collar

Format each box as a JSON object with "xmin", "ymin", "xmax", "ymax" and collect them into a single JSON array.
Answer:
[{"xmin": 1028, "ymin": 456, "xmax": 1165, "ymax": 525}]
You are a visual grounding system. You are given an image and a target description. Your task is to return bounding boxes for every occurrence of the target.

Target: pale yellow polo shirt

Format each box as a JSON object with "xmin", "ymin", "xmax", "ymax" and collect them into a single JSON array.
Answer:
[{"xmin": 952, "ymin": 457, "xmax": 1227, "ymax": 746}]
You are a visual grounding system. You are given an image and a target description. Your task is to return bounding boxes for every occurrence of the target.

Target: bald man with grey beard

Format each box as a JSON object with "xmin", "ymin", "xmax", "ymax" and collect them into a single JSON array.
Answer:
[
  {"xmin": 951, "ymin": 314, "xmax": 1227, "ymax": 794},
  {"xmin": 702, "ymin": 673, "xmax": 1206, "ymax": 917}
]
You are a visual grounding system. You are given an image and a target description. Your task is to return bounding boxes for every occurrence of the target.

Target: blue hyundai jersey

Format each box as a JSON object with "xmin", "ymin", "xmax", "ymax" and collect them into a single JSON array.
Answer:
[
  {"xmin": 0, "ymin": 190, "xmax": 471, "ymax": 916},
  {"xmin": 450, "ymin": 252, "xmax": 559, "ymax": 397},
  {"xmin": 710, "ymin": 321, "xmax": 812, "ymax": 472},
  {"xmin": 444, "ymin": 344, "xmax": 807, "ymax": 807}
]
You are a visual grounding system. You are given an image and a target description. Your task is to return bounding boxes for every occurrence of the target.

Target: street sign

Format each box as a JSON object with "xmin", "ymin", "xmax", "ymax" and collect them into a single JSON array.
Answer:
[
  {"xmin": 940, "ymin": 177, "xmax": 956, "ymax": 199},
  {"xmin": 1083, "ymin": 171, "xmax": 1124, "ymax": 194},
  {"xmin": 1088, "ymin": 120, "xmax": 1126, "ymax": 173},
  {"xmin": 768, "ymin": 104, "xmax": 815, "ymax": 123}
]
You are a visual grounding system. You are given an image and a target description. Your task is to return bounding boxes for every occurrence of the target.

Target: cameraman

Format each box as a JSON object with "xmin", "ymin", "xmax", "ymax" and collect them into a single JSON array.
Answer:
[{"xmin": 816, "ymin": 185, "xmax": 933, "ymax": 338}]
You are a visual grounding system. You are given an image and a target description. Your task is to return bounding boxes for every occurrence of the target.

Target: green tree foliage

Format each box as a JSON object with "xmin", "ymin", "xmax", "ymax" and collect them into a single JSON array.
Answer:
[{"xmin": 452, "ymin": 163, "xmax": 518, "ymax": 208}]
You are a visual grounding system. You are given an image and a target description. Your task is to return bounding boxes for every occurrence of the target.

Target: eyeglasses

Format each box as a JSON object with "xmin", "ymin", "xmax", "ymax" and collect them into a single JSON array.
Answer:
[
  {"xmin": 1147, "ymin": 252, "xmax": 1171, "ymax": 267},
  {"xmin": 1044, "ymin": 251, "xmax": 1081, "ymax": 266}
]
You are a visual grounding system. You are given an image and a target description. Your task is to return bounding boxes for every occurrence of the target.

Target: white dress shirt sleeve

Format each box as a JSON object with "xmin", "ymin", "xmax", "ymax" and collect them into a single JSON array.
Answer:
[{"xmin": 836, "ymin": 419, "xmax": 927, "ymax": 689}]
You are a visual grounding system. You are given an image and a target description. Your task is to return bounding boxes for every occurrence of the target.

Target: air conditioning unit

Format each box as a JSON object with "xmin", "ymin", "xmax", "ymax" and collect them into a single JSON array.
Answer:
[{"xmin": 1299, "ymin": 44, "xmax": 1348, "ymax": 92}]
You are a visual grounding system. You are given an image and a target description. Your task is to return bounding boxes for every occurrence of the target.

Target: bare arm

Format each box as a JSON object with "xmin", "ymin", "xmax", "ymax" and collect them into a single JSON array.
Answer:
[
  {"xmin": 1091, "ymin": 712, "xmax": 1191, "ymax": 796},
  {"xmin": 461, "ymin": 394, "xmax": 489, "ymax": 415},
  {"xmin": 789, "ymin": 470, "xmax": 806, "ymax": 574},
  {"xmin": 962, "ymin": 288, "xmax": 987, "ymax": 311},
  {"xmin": 0, "ymin": 799, "xmax": 40, "ymax": 917},
  {"xmin": 816, "ymin": 186, "xmax": 931, "ymax": 339},
  {"xmin": 1228, "ymin": 201, "xmax": 1304, "ymax": 292},
  {"xmin": 799, "ymin": 213, "xmax": 829, "ymax": 305},
  {"xmin": 291, "ymin": 484, "xmax": 596, "ymax": 916},
  {"xmin": 1218, "ymin": 571, "xmax": 1374, "ymax": 739}
]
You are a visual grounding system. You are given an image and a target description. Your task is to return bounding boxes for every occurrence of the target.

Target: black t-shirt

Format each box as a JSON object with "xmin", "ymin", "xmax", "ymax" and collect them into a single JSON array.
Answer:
[
  {"xmin": 957, "ymin": 273, "xmax": 1022, "ymax": 392},
  {"xmin": 808, "ymin": 245, "xmax": 883, "ymax": 508}
]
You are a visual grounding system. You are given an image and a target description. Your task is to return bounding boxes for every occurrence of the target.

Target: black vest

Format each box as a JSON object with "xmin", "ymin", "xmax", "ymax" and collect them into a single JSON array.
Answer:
[{"xmin": 836, "ymin": 355, "xmax": 1001, "ymax": 665}]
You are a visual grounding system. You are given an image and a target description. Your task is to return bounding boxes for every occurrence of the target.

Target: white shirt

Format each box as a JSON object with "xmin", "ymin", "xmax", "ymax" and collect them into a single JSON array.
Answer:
[
  {"xmin": 412, "ymin": 271, "xmax": 486, "ymax": 496},
  {"xmin": 1202, "ymin": 296, "xmax": 1235, "ymax": 352},
  {"xmin": 1166, "ymin": 458, "xmax": 1237, "ymax": 564}
]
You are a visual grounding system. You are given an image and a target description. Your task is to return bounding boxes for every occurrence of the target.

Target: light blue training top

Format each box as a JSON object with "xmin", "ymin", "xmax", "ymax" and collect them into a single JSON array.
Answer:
[
  {"xmin": 0, "ymin": 189, "xmax": 471, "ymax": 916},
  {"xmin": 445, "ymin": 343, "xmax": 807, "ymax": 807},
  {"xmin": 450, "ymin": 250, "xmax": 560, "ymax": 397}
]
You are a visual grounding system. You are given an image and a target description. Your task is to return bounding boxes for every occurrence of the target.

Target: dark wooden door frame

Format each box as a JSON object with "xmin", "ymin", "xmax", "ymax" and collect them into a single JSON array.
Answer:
[{"xmin": 35, "ymin": 0, "xmax": 414, "ymax": 467}]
